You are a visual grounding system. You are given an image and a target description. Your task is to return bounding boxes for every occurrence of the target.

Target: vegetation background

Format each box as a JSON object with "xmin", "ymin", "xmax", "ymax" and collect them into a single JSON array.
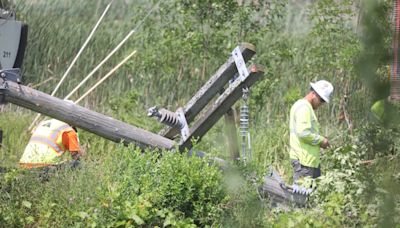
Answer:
[{"xmin": 0, "ymin": 0, "xmax": 399, "ymax": 227}]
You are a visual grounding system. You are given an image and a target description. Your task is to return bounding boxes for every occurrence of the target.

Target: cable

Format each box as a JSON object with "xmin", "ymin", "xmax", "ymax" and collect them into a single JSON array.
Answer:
[
  {"xmin": 64, "ymin": 0, "xmax": 161, "ymax": 100},
  {"xmin": 28, "ymin": 0, "xmax": 114, "ymax": 131}
]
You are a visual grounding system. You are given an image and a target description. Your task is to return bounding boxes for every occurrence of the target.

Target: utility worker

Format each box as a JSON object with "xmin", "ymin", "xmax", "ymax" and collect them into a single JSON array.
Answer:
[
  {"xmin": 19, "ymin": 118, "xmax": 82, "ymax": 169},
  {"xmin": 371, "ymin": 97, "xmax": 400, "ymax": 127},
  {"xmin": 289, "ymin": 80, "xmax": 333, "ymax": 183}
]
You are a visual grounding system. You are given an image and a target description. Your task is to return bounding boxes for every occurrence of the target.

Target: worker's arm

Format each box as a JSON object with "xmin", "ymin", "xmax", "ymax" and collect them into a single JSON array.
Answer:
[
  {"xmin": 62, "ymin": 131, "xmax": 83, "ymax": 160},
  {"xmin": 294, "ymin": 106, "xmax": 325, "ymax": 146}
]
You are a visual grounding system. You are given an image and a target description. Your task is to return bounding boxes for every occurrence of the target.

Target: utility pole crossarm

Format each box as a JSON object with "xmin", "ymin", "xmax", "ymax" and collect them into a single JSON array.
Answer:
[
  {"xmin": 160, "ymin": 43, "xmax": 256, "ymax": 139},
  {"xmin": 0, "ymin": 77, "xmax": 175, "ymax": 150},
  {"xmin": 179, "ymin": 65, "xmax": 264, "ymax": 151}
]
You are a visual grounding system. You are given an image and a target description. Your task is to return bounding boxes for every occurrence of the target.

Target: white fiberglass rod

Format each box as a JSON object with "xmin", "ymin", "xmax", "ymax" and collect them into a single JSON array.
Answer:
[
  {"xmin": 75, "ymin": 50, "xmax": 137, "ymax": 104},
  {"xmin": 64, "ymin": 1, "xmax": 160, "ymax": 100},
  {"xmin": 28, "ymin": 0, "xmax": 114, "ymax": 131}
]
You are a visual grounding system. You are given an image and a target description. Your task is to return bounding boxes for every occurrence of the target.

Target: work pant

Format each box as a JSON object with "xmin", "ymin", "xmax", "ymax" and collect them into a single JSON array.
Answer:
[{"xmin": 291, "ymin": 159, "xmax": 321, "ymax": 183}]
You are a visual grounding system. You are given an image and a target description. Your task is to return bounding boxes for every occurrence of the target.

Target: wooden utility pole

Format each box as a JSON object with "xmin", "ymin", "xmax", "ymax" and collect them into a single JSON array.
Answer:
[
  {"xmin": 179, "ymin": 65, "xmax": 264, "ymax": 151},
  {"xmin": 0, "ymin": 77, "xmax": 175, "ymax": 150},
  {"xmin": 160, "ymin": 43, "xmax": 256, "ymax": 139},
  {"xmin": 224, "ymin": 108, "xmax": 240, "ymax": 161}
]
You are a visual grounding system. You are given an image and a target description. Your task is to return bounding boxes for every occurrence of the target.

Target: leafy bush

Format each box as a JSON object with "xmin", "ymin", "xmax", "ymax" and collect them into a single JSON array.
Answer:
[{"xmin": 0, "ymin": 145, "xmax": 227, "ymax": 227}]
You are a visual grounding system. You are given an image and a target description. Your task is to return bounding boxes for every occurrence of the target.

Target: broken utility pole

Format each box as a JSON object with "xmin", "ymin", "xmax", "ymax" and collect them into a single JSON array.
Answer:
[
  {"xmin": 160, "ymin": 43, "xmax": 256, "ymax": 139},
  {"xmin": 179, "ymin": 65, "xmax": 264, "ymax": 151},
  {"xmin": 0, "ymin": 43, "xmax": 264, "ymax": 157}
]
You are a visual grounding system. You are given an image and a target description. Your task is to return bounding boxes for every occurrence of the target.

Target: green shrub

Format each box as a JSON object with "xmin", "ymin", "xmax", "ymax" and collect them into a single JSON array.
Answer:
[{"xmin": 0, "ymin": 144, "xmax": 227, "ymax": 227}]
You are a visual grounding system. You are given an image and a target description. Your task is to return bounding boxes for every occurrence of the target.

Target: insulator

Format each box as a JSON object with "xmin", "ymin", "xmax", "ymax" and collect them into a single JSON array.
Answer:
[
  {"xmin": 240, "ymin": 105, "xmax": 249, "ymax": 137},
  {"xmin": 158, "ymin": 108, "xmax": 183, "ymax": 129},
  {"xmin": 240, "ymin": 87, "xmax": 252, "ymax": 164}
]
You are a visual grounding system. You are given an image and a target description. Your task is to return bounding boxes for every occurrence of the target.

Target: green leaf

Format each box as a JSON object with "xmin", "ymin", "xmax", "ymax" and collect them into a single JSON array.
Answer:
[
  {"xmin": 78, "ymin": 211, "xmax": 89, "ymax": 219},
  {"xmin": 26, "ymin": 216, "xmax": 34, "ymax": 224},
  {"xmin": 131, "ymin": 214, "xmax": 144, "ymax": 225},
  {"xmin": 114, "ymin": 221, "xmax": 127, "ymax": 227},
  {"xmin": 22, "ymin": 201, "xmax": 32, "ymax": 209}
]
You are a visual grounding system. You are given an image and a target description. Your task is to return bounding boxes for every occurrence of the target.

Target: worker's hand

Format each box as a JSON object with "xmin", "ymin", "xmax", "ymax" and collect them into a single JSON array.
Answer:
[
  {"xmin": 320, "ymin": 137, "xmax": 330, "ymax": 149},
  {"xmin": 71, "ymin": 151, "xmax": 81, "ymax": 160}
]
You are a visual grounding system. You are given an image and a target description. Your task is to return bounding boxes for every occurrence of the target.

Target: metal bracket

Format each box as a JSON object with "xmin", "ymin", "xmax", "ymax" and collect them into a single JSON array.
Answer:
[
  {"xmin": 0, "ymin": 8, "xmax": 16, "ymax": 20},
  {"xmin": 242, "ymin": 87, "xmax": 249, "ymax": 101},
  {"xmin": 232, "ymin": 46, "xmax": 250, "ymax": 81},
  {"xmin": 0, "ymin": 68, "xmax": 22, "ymax": 104},
  {"xmin": 176, "ymin": 107, "xmax": 190, "ymax": 142},
  {"xmin": 0, "ymin": 68, "xmax": 22, "ymax": 85}
]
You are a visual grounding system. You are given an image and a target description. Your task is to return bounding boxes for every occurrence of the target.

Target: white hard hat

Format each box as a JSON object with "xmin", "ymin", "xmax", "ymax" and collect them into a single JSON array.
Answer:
[{"xmin": 310, "ymin": 80, "xmax": 334, "ymax": 103}]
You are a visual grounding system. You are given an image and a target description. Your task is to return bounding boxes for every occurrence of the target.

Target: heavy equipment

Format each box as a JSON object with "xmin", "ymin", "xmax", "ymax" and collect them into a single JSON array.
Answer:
[
  {"xmin": 0, "ymin": 8, "xmax": 27, "ymax": 70},
  {"xmin": 0, "ymin": 8, "xmax": 28, "ymax": 147}
]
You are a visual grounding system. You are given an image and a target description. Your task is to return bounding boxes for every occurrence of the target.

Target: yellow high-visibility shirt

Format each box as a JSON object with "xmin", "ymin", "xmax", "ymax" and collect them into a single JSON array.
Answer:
[
  {"xmin": 371, "ymin": 99, "xmax": 385, "ymax": 121},
  {"xmin": 19, "ymin": 119, "xmax": 76, "ymax": 168},
  {"xmin": 289, "ymin": 99, "xmax": 324, "ymax": 168}
]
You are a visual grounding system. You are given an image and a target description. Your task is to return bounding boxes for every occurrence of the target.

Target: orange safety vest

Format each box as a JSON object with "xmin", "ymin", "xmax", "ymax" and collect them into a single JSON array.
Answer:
[{"xmin": 19, "ymin": 119, "xmax": 74, "ymax": 169}]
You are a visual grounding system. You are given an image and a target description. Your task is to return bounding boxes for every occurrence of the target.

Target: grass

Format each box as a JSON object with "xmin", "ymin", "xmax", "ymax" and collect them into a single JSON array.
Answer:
[{"xmin": 0, "ymin": 110, "xmax": 32, "ymax": 166}]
